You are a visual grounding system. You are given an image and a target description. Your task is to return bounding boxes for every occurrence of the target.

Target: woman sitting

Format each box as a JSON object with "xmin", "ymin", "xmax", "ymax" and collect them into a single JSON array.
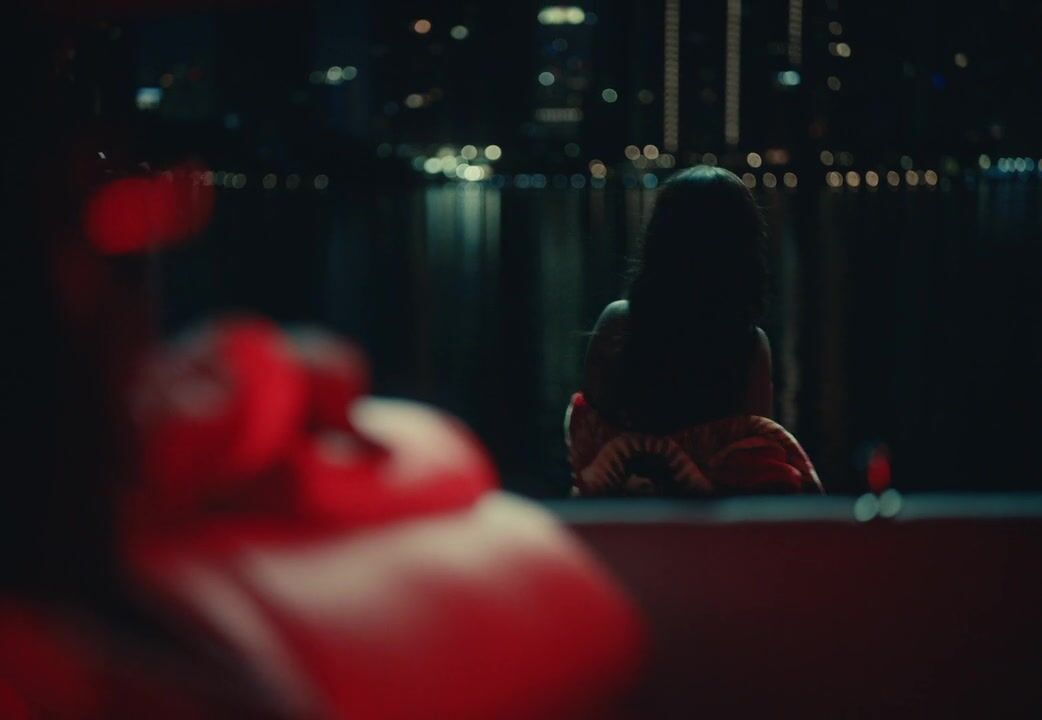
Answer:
[{"xmin": 566, "ymin": 166, "xmax": 821, "ymax": 496}]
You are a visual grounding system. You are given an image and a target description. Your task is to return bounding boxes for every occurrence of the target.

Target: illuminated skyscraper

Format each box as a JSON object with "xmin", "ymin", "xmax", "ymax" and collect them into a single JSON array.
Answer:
[
  {"xmin": 724, "ymin": 0, "xmax": 742, "ymax": 146},
  {"xmin": 663, "ymin": 0, "xmax": 680, "ymax": 152}
]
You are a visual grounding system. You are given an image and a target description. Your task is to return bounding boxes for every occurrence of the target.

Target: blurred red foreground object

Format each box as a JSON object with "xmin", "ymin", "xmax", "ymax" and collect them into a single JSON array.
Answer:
[
  {"xmin": 114, "ymin": 317, "xmax": 641, "ymax": 718},
  {"xmin": 84, "ymin": 163, "xmax": 214, "ymax": 255}
]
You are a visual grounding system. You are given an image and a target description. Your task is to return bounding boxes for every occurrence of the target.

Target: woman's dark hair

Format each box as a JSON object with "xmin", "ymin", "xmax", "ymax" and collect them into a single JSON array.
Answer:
[{"xmin": 619, "ymin": 165, "xmax": 769, "ymax": 431}]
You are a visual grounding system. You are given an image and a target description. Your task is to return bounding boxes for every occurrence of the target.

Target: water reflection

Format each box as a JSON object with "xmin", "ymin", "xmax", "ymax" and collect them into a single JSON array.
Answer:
[{"xmin": 161, "ymin": 177, "xmax": 1042, "ymax": 496}]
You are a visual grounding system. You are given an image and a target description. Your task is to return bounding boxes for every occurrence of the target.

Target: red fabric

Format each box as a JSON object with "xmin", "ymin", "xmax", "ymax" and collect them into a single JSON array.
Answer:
[
  {"xmin": 566, "ymin": 391, "xmax": 822, "ymax": 496},
  {"xmin": 115, "ymin": 318, "xmax": 643, "ymax": 718},
  {"xmin": 0, "ymin": 602, "xmax": 270, "ymax": 719}
]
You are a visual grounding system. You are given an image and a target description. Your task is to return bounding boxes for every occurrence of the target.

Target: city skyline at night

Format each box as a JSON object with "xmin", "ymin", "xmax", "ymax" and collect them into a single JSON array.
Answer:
[{"xmin": 119, "ymin": 0, "xmax": 1042, "ymax": 185}]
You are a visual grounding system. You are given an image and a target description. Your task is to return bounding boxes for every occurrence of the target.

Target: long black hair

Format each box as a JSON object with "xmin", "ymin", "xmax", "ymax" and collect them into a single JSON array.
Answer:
[{"xmin": 620, "ymin": 165, "xmax": 769, "ymax": 431}]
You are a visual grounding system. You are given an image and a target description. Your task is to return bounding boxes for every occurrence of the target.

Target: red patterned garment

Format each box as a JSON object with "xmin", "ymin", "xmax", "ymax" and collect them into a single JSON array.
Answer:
[{"xmin": 565, "ymin": 392, "xmax": 822, "ymax": 496}]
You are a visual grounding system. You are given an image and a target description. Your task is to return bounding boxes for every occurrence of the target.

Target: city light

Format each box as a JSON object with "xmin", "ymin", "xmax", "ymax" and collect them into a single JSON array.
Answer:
[
  {"xmin": 405, "ymin": 93, "xmax": 425, "ymax": 109},
  {"xmin": 747, "ymin": 152, "xmax": 763, "ymax": 168},
  {"xmin": 343, "ymin": 66, "xmax": 358, "ymax": 80},
  {"xmin": 450, "ymin": 25, "xmax": 469, "ymax": 40},
  {"xmin": 135, "ymin": 87, "xmax": 162, "ymax": 111},
  {"xmin": 741, "ymin": 173, "xmax": 756, "ymax": 188},
  {"xmin": 484, "ymin": 144, "xmax": 503, "ymax": 161},
  {"xmin": 702, "ymin": 152, "xmax": 718, "ymax": 166},
  {"xmin": 262, "ymin": 173, "xmax": 277, "ymax": 190},
  {"xmin": 589, "ymin": 160, "xmax": 607, "ymax": 178},
  {"xmin": 783, "ymin": 172, "xmax": 798, "ymax": 188},
  {"xmin": 820, "ymin": 150, "xmax": 835, "ymax": 166},
  {"xmin": 537, "ymin": 6, "xmax": 586, "ymax": 25},
  {"xmin": 865, "ymin": 171, "xmax": 880, "ymax": 188},
  {"xmin": 924, "ymin": 170, "xmax": 938, "ymax": 186},
  {"xmin": 461, "ymin": 144, "xmax": 478, "ymax": 160},
  {"xmin": 314, "ymin": 174, "xmax": 329, "ymax": 190},
  {"xmin": 657, "ymin": 153, "xmax": 676, "ymax": 168},
  {"xmin": 538, "ymin": 71, "xmax": 556, "ymax": 87},
  {"xmin": 412, "ymin": 19, "xmax": 432, "ymax": 35},
  {"xmin": 624, "ymin": 145, "xmax": 641, "ymax": 161},
  {"xmin": 828, "ymin": 21, "xmax": 843, "ymax": 35},
  {"xmin": 763, "ymin": 172, "xmax": 777, "ymax": 188},
  {"xmin": 777, "ymin": 70, "xmax": 802, "ymax": 87},
  {"xmin": 601, "ymin": 88, "xmax": 618, "ymax": 103},
  {"xmin": 905, "ymin": 170, "xmax": 920, "ymax": 186},
  {"xmin": 327, "ymin": 66, "xmax": 343, "ymax": 83},
  {"xmin": 826, "ymin": 171, "xmax": 842, "ymax": 188},
  {"xmin": 423, "ymin": 158, "xmax": 441, "ymax": 174},
  {"xmin": 463, "ymin": 165, "xmax": 484, "ymax": 182},
  {"xmin": 954, "ymin": 53, "xmax": 968, "ymax": 68},
  {"xmin": 886, "ymin": 171, "xmax": 900, "ymax": 187},
  {"xmin": 827, "ymin": 76, "xmax": 842, "ymax": 91},
  {"xmin": 829, "ymin": 42, "xmax": 852, "ymax": 58},
  {"xmin": 643, "ymin": 144, "xmax": 660, "ymax": 160},
  {"xmin": 900, "ymin": 155, "xmax": 914, "ymax": 170},
  {"xmin": 845, "ymin": 171, "xmax": 860, "ymax": 188}
]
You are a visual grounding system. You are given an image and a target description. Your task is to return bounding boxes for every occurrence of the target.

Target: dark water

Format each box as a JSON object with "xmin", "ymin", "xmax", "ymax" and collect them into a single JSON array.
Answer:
[{"xmin": 159, "ymin": 176, "xmax": 1042, "ymax": 496}]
